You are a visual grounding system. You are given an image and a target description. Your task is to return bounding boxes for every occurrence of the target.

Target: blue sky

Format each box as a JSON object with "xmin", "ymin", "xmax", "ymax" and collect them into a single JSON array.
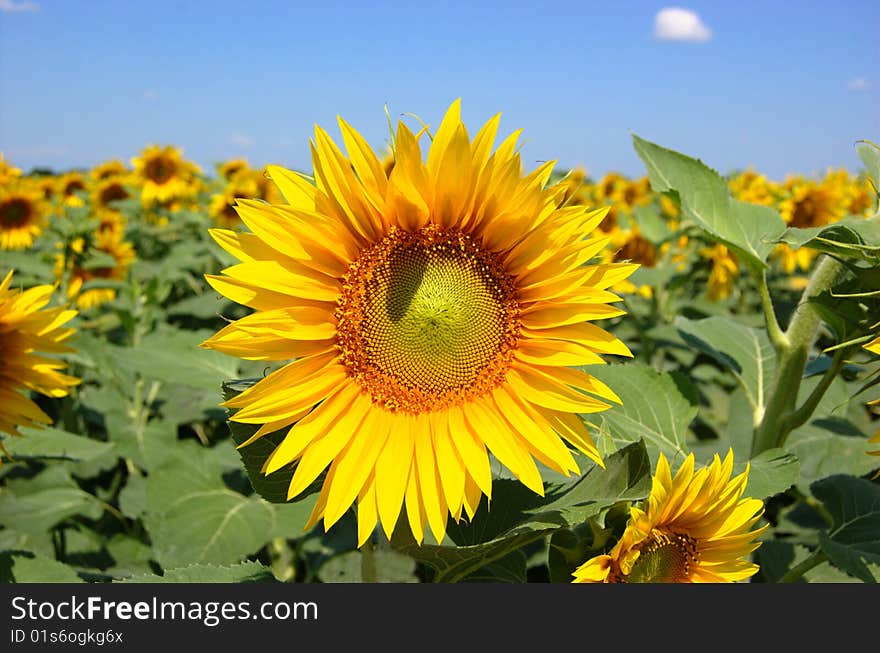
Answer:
[{"xmin": 1, "ymin": 0, "xmax": 877, "ymax": 180}]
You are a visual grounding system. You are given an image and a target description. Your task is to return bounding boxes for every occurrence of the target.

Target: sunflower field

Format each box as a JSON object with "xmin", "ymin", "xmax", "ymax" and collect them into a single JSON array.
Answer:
[{"xmin": 1, "ymin": 103, "xmax": 879, "ymax": 584}]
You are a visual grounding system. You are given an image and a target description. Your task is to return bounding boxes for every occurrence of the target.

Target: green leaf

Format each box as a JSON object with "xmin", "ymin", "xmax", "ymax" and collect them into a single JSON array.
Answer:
[
  {"xmin": 587, "ymin": 362, "xmax": 697, "ymax": 459},
  {"xmin": 119, "ymin": 561, "xmax": 276, "ymax": 583},
  {"xmin": 676, "ymin": 315, "xmax": 775, "ymax": 422},
  {"xmin": 0, "ymin": 467, "xmax": 104, "ymax": 535},
  {"xmin": 317, "ymin": 550, "xmax": 418, "ymax": 583},
  {"xmin": 393, "ymin": 441, "xmax": 651, "ymax": 583},
  {"xmin": 0, "ymin": 551, "xmax": 84, "ymax": 583},
  {"xmin": 144, "ymin": 441, "xmax": 277, "ymax": 568},
  {"xmin": 779, "ymin": 218, "xmax": 880, "ymax": 262},
  {"xmin": 857, "ymin": 140, "xmax": 880, "ymax": 213},
  {"xmin": 3, "ymin": 426, "xmax": 114, "ymax": 462},
  {"xmin": 116, "ymin": 326, "xmax": 239, "ymax": 392},
  {"xmin": 812, "ymin": 475, "xmax": 880, "ymax": 583},
  {"xmin": 737, "ymin": 448, "xmax": 800, "ymax": 499},
  {"xmin": 632, "ymin": 134, "xmax": 785, "ymax": 267}
]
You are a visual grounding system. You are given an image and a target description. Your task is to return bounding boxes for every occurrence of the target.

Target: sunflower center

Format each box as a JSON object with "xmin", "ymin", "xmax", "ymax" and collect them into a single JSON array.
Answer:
[
  {"xmin": 99, "ymin": 183, "xmax": 129, "ymax": 206},
  {"xmin": 145, "ymin": 157, "xmax": 176, "ymax": 185},
  {"xmin": 625, "ymin": 530, "xmax": 699, "ymax": 583},
  {"xmin": 336, "ymin": 225, "xmax": 520, "ymax": 414},
  {"xmin": 0, "ymin": 198, "xmax": 33, "ymax": 228}
]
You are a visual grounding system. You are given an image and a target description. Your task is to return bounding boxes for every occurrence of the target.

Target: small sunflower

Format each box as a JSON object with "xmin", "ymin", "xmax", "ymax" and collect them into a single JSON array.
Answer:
[
  {"xmin": 729, "ymin": 168, "xmax": 780, "ymax": 208},
  {"xmin": 0, "ymin": 270, "xmax": 79, "ymax": 452},
  {"xmin": 56, "ymin": 171, "xmax": 89, "ymax": 208},
  {"xmin": 0, "ymin": 185, "xmax": 46, "ymax": 250},
  {"xmin": 91, "ymin": 159, "xmax": 129, "ymax": 182},
  {"xmin": 0, "ymin": 153, "xmax": 22, "ymax": 186},
  {"xmin": 131, "ymin": 144, "xmax": 201, "ymax": 206},
  {"xmin": 573, "ymin": 450, "xmax": 766, "ymax": 583},
  {"xmin": 61, "ymin": 231, "xmax": 135, "ymax": 310},
  {"xmin": 209, "ymin": 174, "xmax": 261, "ymax": 229},
  {"xmin": 202, "ymin": 100, "xmax": 636, "ymax": 545},
  {"xmin": 779, "ymin": 177, "xmax": 845, "ymax": 229},
  {"xmin": 218, "ymin": 158, "xmax": 251, "ymax": 181},
  {"xmin": 700, "ymin": 243, "xmax": 739, "ymax": 301}
]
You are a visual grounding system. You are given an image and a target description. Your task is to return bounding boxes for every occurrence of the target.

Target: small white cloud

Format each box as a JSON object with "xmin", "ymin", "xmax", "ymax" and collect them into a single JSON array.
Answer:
[
  {"xmin": 654, "ymin": 7, "xmax": 712, "ymax": 42},
  {"xmin": 0, "ymin": 0, "xmax": 40, "ymax": 12},
  {"xmin": 230, "ymin": 133, "xmax": 255, "ymax": 148},
  {"xmin": 847, "ymin": 77, "xmax": 870, "ymax": 91},
  {"xmin": 143, "ymin": 90, "xmax": 159, "ymax": 101}
]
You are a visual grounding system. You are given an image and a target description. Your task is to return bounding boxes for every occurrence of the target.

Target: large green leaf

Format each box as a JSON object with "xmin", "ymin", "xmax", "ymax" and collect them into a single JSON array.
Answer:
[
  {"xmin": 120, "ymin": 561, "xmax": 276, "ymax": 583},
  {"xmin": 779, "ymin": 218, "xmax": 880, "ymax": 262},
  {"xmin": 587, "ymin": 362, "xmax": 697, "ymax": 458},
  {"xmin": 3, "ymin": 426, "xmax": 114, "ymax": 463},
  {"xmin": 676, "ymin": 315, "xmax": 775, "ymax": 423},
  {"xmin": 0, "ymin": 468, "xmax": 104, "ymax": 534},
  {"xmin": 857, "ymin": 140, "xmax": 880, "ymax": 213},
  {"xmin": 393, "ymin": 441, "xmax": 651, "ymax": 583},
  {"xmin": 632, "ymin": 134, "xmax": 785, "ymax": 267},
  {"xmin": 736, "ymin": 448, "xmax": 799, "ymax": 499},
  {"xmin": 144, "ymin": 441, "xmax": 278, "ymax": 568},
  {"xmin": 317, "ymin": 550, "xmax": 419, "ymax": 583},
  {"xmin": 812, "ymin": 475, "xmax": 880, "ymax": 583},
  {"xmin": 0, "ymin": 551, "xmax": 84, "ymax": 583}
]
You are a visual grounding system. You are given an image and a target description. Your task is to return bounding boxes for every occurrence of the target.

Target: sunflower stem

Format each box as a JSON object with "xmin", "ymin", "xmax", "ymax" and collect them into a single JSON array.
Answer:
[
  {"xmin": 778, "ymin": 551, "xmax": 828, "ymax": 583},
  {"xmin": 752, "ymin": 255, "xmax": 847, "ymax": 456},
  {"xmin": 751, "ymin": 266, "xmax": 788, "ymax": 354},
  {"xmin": 785, "ymin": 347, "xmax": 847, "ymax": 433},
  {"xmin": 361, "ymin": 537, "xmax": 378, "ymax": 583}
]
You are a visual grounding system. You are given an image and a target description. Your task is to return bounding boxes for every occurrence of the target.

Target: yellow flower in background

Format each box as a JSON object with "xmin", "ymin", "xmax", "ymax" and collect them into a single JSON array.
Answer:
[
  {"xmin": 90, "ymin": 159, "xmax": 129, "ymax": 182},
  {"xmin": 0, "ymin": 185, "xmax": 46, "ymax": 250},
  {"xmin": 729, "ymin": 168, "xmax": 780, "ymax": 207},
  {"xmin": 56, "ymin": 171, "xmax": 88, "ymax": 208},
  {"xmin": 605, "ymin": 226, "xmax": 655, "ymax": 298},
  {"xmin": 218, "ymin": 158, "xmax": 251, "ymax": 181},
  {"xmin": 701, "ymin": 243, "xmax": 739, "ymax": 301},
  {"xmin": 772, "ymin": 243, "xmax": 817, "ymax": 275},
  {"xmin": 202, "ymin": 100, "xmax": 636, "ymax": 546},
  {"xmin": 131, "ymin": 144, "xmax": 201, "ymax": 207},
  {"xmin": 0, "ymin": 154, "xmax": 22, "ymax": 186},
  {"xmin": 0, "ymin": 270, "xmax": 79, "ymax": 450},
  {"xmin": 572, "ymin": 451, "xmax": 766, "ymax": 583},
  {"xmin": 779, "ymin": 177, "xmax": 845, "ymax": 229},
  {"xmin": 60, "ymin": 231, "xmax": 135, "ymax": 310}
]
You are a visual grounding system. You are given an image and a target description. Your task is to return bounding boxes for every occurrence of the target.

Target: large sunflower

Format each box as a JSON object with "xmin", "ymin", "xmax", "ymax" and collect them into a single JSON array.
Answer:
[
  {"xmin": 0, "ymin": 185, "xmax": 46, "ymax": 250},
  {"xmin": 131, "ymin": 144, "xmax": 200, "ymax": 206},
  {"xmin": 202, "ymin": 100, "xmax": 636, "ymax": 545},
  {"xmin": 0, "ymin": 270, "xmax": 79, "ymax": 452},
  {"xmin": 572, "ymin": 451, "xmax": 766, "ymax": 583}
]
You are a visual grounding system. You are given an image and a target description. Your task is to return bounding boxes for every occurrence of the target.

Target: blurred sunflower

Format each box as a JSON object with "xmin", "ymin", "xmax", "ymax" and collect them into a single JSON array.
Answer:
[
  {"xmin": 131, "ymin": 144, "xmax": 200, "ymax": 206},
  {"xmin": 606, "ymin": 226, "xmax": 655, "ymax": 298},
  {"xmin": 90, "ymin": 159, "xmax": 129, "ymax": 182},
  {"xmin": 0, "ymin": 153, "xmax": 22, "ymax": 186},
  {"xmin": 700, "ymin": 243, "xmax": 739, "ymax": 301},
  {"xmin": 728, "ymin": 168, "xmax": 780, "ymax": 207},
  {"xmin": 56, "ymin": 171, "xmax": 88, "ymax": 208},
  {"xmin": 218, "ymin": 158, "xmax": 251, "ymax": 181},
  {"xmin": 202, "ymin": 100, "xmax": 636, "ymax": 545},
  {"xmin": 0, "ymin": 270, "xmax": 79, "ymax": 451},
  {"xmin": 209, "ymin": 173, "xmax": 261, "ymax": 229},
  {"xmin": 572, "ymin": 451, "xmax": 766, "ymax": 583},
  {"xmin": 61, "ymin": 231, "xmax": 135, "ymax": 310},
  {"xmin": 0, "ymin": 185, "xmax": 46, "ymax": 250}
]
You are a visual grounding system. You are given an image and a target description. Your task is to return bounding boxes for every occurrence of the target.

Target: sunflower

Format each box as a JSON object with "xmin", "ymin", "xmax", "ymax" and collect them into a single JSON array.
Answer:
[
  {"xmin": 0, "ymin": 185, "xmax": 46, "ymax": 250},
  {"xmin": 700, "ymin": 243, "xmax": 739, "ymax": 301},
  {"xmin": 91, "ymin": 159, "xmax": 129, "ymax": 182},
  {"xmin": 0, "ymin": 153, "xmax": 22, "ymax": 186},
  {"xmin": 202, "ymin": 100, "xmax": 636, "ymax": 545},
  {"xmin": 209, "ymin": 172, "xmax": 262, "ymax": 229},
  {"xmin": 56, "ymin": 171, "xmax": 88, "ymax": 208},
  {"xmin": 572, "ymin": 450, "xmax": 766, "ymax": 583},
  {"xmin": 131, "ymin": 144, "xmax": 201, "ymax": 206},
  {"xmin": 729, "ymin": 168, "xmax": 780, "ymax": 208},
  {"xmin": 605, "ymin": 226, "xmax": 655, "ymax": 298},
  {"xmin": 61, "ymin": 231, "xmax": 135, "ymax": 310},
  {"xmin": 218, "ymin": 158, "xmax": 251, "ymax": 181},
  {"xmin": 0, "ymin": 270, "xmax": 79, "ymax": 452}
]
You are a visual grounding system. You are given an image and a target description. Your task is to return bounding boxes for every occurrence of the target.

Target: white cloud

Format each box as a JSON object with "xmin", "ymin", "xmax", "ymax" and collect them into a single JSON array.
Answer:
[
  {"xmin": 0, "ymin": 0, "xmax": 40, "ymax": 12},
  {"xmin": 230, "ymin": 133, "xmax": 255, "ymax": 148},
  {"xmin": 143, "ymin": 90, "xmax": 159, "ymax": 101},
  {"xmin": 654, "ymin": 7, "xmax": 712, "ymax": 42},
  {"xmin": 847, "ymin": 77, "xmax": 870, "ymax": 91}
]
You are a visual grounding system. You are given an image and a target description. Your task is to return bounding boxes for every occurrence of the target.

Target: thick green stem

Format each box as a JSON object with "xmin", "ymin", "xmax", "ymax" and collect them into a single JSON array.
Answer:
[
  {"xmin": 752, "ymin": 255, "xmax": 847, "ymax": 456},
  {"xmin": 786, "ymin": 349, "xmax": 846, "ymax": 432},
  {"xmin": 752, "ymin": 267, "xmax": 788, "ymax": 354},
  {"xmin": 778, "ymin": 551, "xmax": 828, "ymax": 583},
  {"xmin": 361, "ymin": 537, "xmax": 378, "ymax": 583}
]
